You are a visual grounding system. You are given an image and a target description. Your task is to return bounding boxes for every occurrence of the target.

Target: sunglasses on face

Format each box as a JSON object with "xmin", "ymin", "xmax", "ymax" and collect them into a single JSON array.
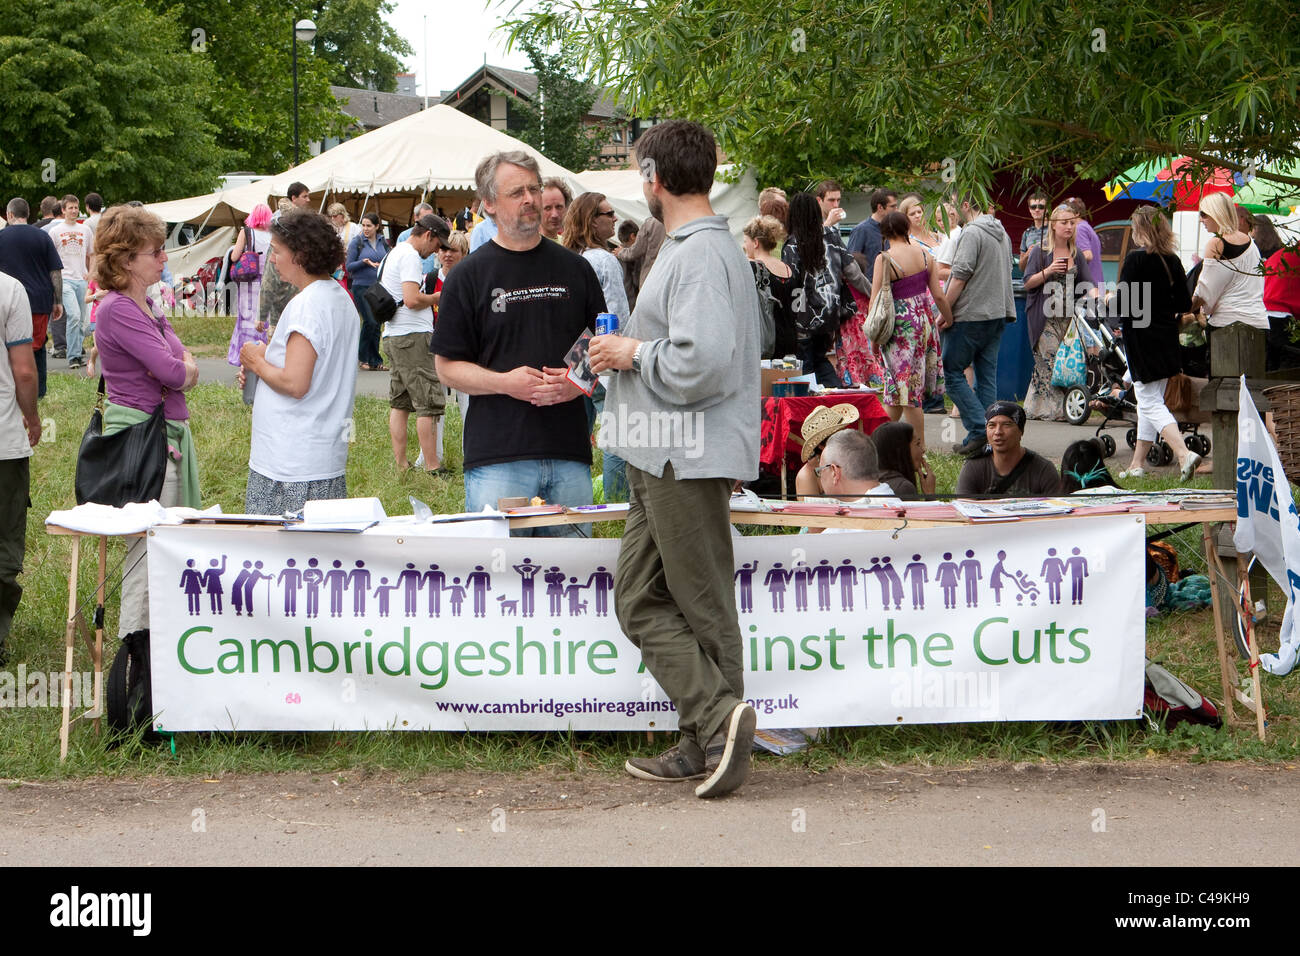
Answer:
[
  {"xmin": 1029, "ymin": 203, "xmax": 1046, "ymax": 210},
  {"xmin": 595, "ymin": 210, "xmax": 616, "ymax": 219}
]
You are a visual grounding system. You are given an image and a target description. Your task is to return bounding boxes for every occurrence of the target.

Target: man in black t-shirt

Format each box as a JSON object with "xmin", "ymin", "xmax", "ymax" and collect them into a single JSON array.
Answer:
[
  {"xmin": 0, "ymin": 197, "xmax": 64, "ymax": 398},
  {"xmin": 433, "ymin": 151, "xmax": 607, "ymax": 536},
  {"xmin": 954, "ymin": 401, "xmax": 1062, "ymax": 497}
]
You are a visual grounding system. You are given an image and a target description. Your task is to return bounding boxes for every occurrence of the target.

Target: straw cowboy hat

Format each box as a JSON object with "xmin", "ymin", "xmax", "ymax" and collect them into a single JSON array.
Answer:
[{"xmin": 799, "ymin": 403, "xmax": 860, "ymax": 461}]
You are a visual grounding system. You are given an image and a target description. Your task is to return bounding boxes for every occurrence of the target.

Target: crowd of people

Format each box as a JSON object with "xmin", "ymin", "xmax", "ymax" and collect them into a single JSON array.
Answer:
[{"xmin": 2, "ymin": 132, "xmax": 1298, "ymax": 797}]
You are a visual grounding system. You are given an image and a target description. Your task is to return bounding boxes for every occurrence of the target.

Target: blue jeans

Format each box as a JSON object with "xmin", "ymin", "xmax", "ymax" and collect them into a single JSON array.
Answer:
[
  {"xmin": 352, "ymin": 284, "xmax": 383, "ymax": 368},
  {"xmin": 62, "ymin": 278, "xmax": 86, "ymax": 361},
  {"xmin": 464, "ymin": 459, "xmax": 593, "ymax": 538},
  {"xmin": 941, "ymin": 319, "xmax": 1004, "ymax": 445}
]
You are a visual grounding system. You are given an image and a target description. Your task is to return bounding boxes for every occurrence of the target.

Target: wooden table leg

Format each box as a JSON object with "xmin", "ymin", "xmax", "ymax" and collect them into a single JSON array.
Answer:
[
  {"xmin": 59, "ymin": 536, "xmax": 81, "ymax": 761},
  {"xmin": 94, "ymin": 535, "xmax": 107, "ymax": 734},
  {"xmin": 1202, "ymin": 523, "xmax": 1237, "ymax": 723}
]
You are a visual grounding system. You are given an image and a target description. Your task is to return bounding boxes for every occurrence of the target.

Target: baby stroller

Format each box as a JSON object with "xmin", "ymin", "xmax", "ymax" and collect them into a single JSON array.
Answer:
[{"xmin": 1062, "ymin": 298, "xmax": 1130, "ymax": 430}]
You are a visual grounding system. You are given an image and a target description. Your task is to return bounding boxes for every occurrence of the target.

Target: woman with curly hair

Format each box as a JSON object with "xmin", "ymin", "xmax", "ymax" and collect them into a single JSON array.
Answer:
[{"xmin": 238, "ymin": 209, "xmax": 361, "ymax": 514}]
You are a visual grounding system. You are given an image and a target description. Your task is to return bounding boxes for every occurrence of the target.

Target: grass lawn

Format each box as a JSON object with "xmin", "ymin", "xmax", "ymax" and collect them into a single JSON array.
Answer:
[{"xmin": 3, "ymin": 372, "xmax": 1297, "ymax": 780}]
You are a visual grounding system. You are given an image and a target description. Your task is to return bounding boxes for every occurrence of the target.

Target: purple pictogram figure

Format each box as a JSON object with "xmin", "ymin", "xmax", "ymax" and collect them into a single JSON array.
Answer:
[
  {"xmin": 990, "ymin": 551, "xmax": 1011, "ymax": 606},
  {"xmin": 544, "ymin": 567, "xmax": 565, "ymax": 615},
  {"xmin": 880, "ymin": 556, "xmax": 904, "ymax": 610},
  {"xmin": 565, "ymin": 576, "xmax": 589, "ymax": 615},
  {"xmin": 585, "ymin": 566, "xmax": 614, "ymax": 616},
  {"xmin": 513, "ymin": 558, "xmax": 540, "ymax": 617},
  {"xmin": 399, "ymin": 562, "xmax": 422, "ymax": 617},
  {"xmin": 373, "ymin": 576, "xmax": 398, "ymax": 617},
  {"xmin": 867, "ymin": 557, "xmax": 891, "ymax": 606},
  {"xmin": 467, "ymin": 565, "xmax": 492, "ymax": 618},
  {"xmin": 231, "ymin": 561, "xmax": 252, "ymax": 616},
  {"xmin": 202, "ymin": 556, "xmax": 227, "ymax": 613},
  {"xmin": 904, "ymin": 554, "xmax": 928, "ymax": 609},
  {"xmin": 937, "ymin": 552, "xmax": 960, "ymax": 609},
  {"xmin": 959, "ymin": 549, "xmax": 982, "ymax": 608},
  {"xmin": 422, "ymin": 564, "xmax": 445, "ymax": 616},
  {"xmin": 180, "ymin": 560, "xmax": 203, "ymax": 614},
  {"xmin": 446, "ymin": 577, "xmax": 468, "ymax": 617},
  {"xmin": 278, "ymin": 558, "xmax": 302, "ymax": 616},
  {"xmin": 1066, "ymin": 547, "xmax": 1089, "ymax": 604},
  {"xmin": 734, "ymin": 562, "xmax": 759, "ymax": 614},
  {"xmin": 325, "ymin": 559, "xmax": 348, "ymax": 617},
  {"xmin": 1041, "ymin": 548, "xmax": 1066, "ymax": 605},
  {"xmin": 813, "ymin": 559, "xmax": 835, "ymax": 611},
  {"xmin": 303, "ymin": 558, "xmax": 324, "ymax": 618},
  {"xmin": 764, "ymin": 563, "xmax": 791, "ymax": 612},
  {"xmin": 791, "ymin": 561, "xmax": 812, "ymax": 612},
  {"xmin": 246, "ymin": 560, "xmax": 271, "ymax": 616},
  {"xmin": 348, "ymin": 561, "xmax": 370, "ymax": 616},
  {"xmin": 835, "ymin": 559, "xmax": 858, "ymax": 611}
]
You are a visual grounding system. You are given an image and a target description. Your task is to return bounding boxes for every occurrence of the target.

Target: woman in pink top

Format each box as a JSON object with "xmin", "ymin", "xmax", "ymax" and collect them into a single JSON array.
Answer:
[{"xmin": 92, "ymin": 205, "xmax": 201, "ymax": 637}]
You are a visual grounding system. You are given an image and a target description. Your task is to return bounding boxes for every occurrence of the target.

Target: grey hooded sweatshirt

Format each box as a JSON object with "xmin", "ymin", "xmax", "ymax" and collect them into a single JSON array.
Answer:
[{"xmin": 948, "ymin": 214, "xmax": 1015, "ymax": 324}]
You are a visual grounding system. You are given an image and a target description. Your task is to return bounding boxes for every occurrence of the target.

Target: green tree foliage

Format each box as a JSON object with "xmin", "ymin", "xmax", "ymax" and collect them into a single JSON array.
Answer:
[
  {"xmin": 308, "ymin": 0, "xmax": 414, "ymax": 91},
  {"xmin": 0, "ymin": 0, "xmax": 233, "ymax": 203},
  {"xmin": 144, "ymin": 0, "xmax": 412, "ymax": 173},
  {"xmin": 504, "ymin": 0, "xmax": 1300, "ymax": 202},
  {"xmin": 512, "ymin": 41, "xmax": 616, "ymax": 172}
]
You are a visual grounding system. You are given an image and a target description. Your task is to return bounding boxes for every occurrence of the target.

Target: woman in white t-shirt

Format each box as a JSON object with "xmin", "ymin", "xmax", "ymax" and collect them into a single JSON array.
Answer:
[{"xmin": 237, "ymin": 210, "xmax": 361, "ymax": 514}]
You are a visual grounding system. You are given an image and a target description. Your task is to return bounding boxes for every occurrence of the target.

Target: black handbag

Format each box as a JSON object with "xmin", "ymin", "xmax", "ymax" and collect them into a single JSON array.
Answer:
[
  {"xmin": 363, "ymin": 253, "xmax": 398, "ymax": 325},
  {"xmin": 74, "ymin": 377, "xmax": 168, "ymax": 506}
]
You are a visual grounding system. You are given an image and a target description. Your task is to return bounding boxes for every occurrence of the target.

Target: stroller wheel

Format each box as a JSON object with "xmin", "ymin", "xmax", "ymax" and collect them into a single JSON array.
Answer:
[
  {"xmin": 1147, "ymin": 440, "xmax": 1174, "ymax": 467},
  {"xmin": 1100, "ymin": 434, "xmax": 1116, "ymax": 458},
  {"xmin": 1063, "ymin": 387, "xmax": 1091, "ymax": 425},
  {"xmin": 1188, "ymin": 433, "xmax": 1210, "ymax": 457},
  {"xmin": 1126, "ymin": 427, "xmax": 1137, "ymax": 449}
]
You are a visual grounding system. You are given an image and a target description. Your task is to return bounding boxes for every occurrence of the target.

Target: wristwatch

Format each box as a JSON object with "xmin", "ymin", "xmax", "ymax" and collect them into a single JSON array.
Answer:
[{"xmin": 631, "ymin": 341, "xmax": 645, "ymax": 373}]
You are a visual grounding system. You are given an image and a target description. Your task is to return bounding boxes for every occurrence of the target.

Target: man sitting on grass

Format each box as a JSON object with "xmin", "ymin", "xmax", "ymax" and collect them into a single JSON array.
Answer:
[{"xmin": 955, "ymin": 401, "xmax": 1062, "ymax": 497}]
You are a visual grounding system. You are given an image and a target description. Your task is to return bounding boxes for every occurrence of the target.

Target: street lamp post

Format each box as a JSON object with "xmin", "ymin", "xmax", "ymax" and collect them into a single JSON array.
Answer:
[{"xmin": 292, "ymin": 17, "xmax": 317, "ymax": 166}]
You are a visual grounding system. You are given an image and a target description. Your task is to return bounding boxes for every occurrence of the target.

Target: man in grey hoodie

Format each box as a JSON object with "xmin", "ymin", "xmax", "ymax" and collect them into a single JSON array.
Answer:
[
  {"xmin": 589, "ymin": 120, "xmax": 760, "ymax": 799},
  {"xmin": 941, "ymin": 197, "xmax": 1016, "ymax": 456}
]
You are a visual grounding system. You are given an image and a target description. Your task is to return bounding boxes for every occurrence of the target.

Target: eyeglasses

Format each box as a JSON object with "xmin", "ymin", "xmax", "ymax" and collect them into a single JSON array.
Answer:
[
  {"xmin": 134, "ymin": 246, "xmax": 166, "ymax": 260},
  {"xmin": 814, "ymin": 462, "xmax": 840, "ymax": 478}
]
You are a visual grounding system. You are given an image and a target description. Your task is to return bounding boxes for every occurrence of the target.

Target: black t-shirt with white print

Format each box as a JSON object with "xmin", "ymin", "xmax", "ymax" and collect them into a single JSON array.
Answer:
[{"xmin": 433, "ymin": 238, "xmax": 607, "ymax": 470}]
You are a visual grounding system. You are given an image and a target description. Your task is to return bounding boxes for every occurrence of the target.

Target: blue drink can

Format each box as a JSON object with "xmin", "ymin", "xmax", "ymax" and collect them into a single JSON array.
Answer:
[{"xmin": 596, "ymin": 312, "xmax": 619, "ymax": 336}]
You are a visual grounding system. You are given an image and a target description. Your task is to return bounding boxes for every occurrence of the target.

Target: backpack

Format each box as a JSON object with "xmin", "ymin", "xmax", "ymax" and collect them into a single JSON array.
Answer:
[
  {"xmin": 1142, "ymin": 658, "xmax": 1222, "ymax": 730},
  {"xmin": 363, "ymin": 253, "xmax": 399, "ymax": 325},
  {"xmin": 106, "ymin": 628, "xmax": 160, "ymax": 743}
]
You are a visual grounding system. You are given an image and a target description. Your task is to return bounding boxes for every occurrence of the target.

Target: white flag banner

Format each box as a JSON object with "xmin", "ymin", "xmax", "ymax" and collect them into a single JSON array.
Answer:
[
  {"xmin": 1232, "ymin": 374, "xmax": 1300, "ymax": 675},
  {"xmin": 147, "ymin": 516, "xmax": 1146, "ymax": 731}
]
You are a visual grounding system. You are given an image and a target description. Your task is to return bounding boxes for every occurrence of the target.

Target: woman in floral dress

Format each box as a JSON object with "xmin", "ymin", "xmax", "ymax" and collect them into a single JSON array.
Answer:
[{"xmin": 865, "ymin": 212, "xmax": 950, "ymax": 450}]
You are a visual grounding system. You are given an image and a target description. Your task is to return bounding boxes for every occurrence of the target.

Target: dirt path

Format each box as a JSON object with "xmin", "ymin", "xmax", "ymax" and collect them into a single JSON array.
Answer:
[{"xmin": 2, "ymin": 762, "xmax": 1295, "ymax": 866}]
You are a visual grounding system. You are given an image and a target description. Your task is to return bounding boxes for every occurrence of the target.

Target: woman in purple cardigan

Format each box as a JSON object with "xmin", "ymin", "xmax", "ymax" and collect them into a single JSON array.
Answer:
[{"xmin": 93, "ymin": 205, "xmax": 201, "ymax": 637}]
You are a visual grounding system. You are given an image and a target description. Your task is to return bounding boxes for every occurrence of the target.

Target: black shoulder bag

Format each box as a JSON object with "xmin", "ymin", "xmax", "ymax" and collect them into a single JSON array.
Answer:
[
  {"xmin": 74, "ymin": 377, "xmax": 167, "ymax": 506},
  {"xmin": 363, "ymin": 252, "xmax": 399, "ymax": 325}
]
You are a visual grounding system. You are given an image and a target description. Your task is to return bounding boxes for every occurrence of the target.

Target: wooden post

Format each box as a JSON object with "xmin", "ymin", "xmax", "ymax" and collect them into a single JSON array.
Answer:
[
  {"xmin": 1199, "ymin": 324, "xmax": 1268, "ymax": 640},
  {"xmin": 59, "ymin": 537, "xmax": 80, "ymax": 761}
]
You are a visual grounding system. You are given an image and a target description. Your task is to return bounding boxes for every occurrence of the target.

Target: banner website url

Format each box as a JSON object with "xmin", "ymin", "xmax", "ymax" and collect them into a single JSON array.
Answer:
[
  {"xmin": 1114, "ymin": 915, "xmax": 1250, "ymax": 930},
  {"xmin": 433, "ymin": 694, "xmax": 800, "ymax": 717}
]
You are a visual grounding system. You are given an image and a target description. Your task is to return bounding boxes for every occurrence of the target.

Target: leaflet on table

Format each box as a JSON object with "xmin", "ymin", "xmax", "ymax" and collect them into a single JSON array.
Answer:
[{"xmin": 953, "ymin": 499, "xmax": 1074, "ymax": 521}]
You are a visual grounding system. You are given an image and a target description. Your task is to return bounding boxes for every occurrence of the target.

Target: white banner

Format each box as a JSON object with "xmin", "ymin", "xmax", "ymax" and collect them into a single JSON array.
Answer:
[
  {"xmin": 147, "ymin": 517, "xmax": 1147, "ymax": 731},
  {"xmin": 1233, "ymin": 374, "xmax": 1300, "ymax": 674}
]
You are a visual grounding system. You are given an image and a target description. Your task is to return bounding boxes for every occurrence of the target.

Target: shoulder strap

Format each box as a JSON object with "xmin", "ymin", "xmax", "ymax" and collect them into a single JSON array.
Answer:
[{"xmin": 989, "ymin": 451, "xmax": 1036, "ymax": 496}]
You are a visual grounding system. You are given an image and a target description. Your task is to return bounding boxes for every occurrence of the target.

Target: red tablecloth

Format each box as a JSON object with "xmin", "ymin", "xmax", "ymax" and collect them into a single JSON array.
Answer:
[{"xmin": 759, "ymin": 392, "xmax": 890, "ymax": 474}]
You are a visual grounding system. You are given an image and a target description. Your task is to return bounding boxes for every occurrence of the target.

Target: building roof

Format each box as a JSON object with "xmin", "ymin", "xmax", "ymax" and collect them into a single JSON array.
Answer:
[
  {"xmin": 440, "ymin": 64, "xmax": 622, "ymax": 120},
  {"xmin": 331, "ymin": 86, "xmax": 433, "ymax": 130}
]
